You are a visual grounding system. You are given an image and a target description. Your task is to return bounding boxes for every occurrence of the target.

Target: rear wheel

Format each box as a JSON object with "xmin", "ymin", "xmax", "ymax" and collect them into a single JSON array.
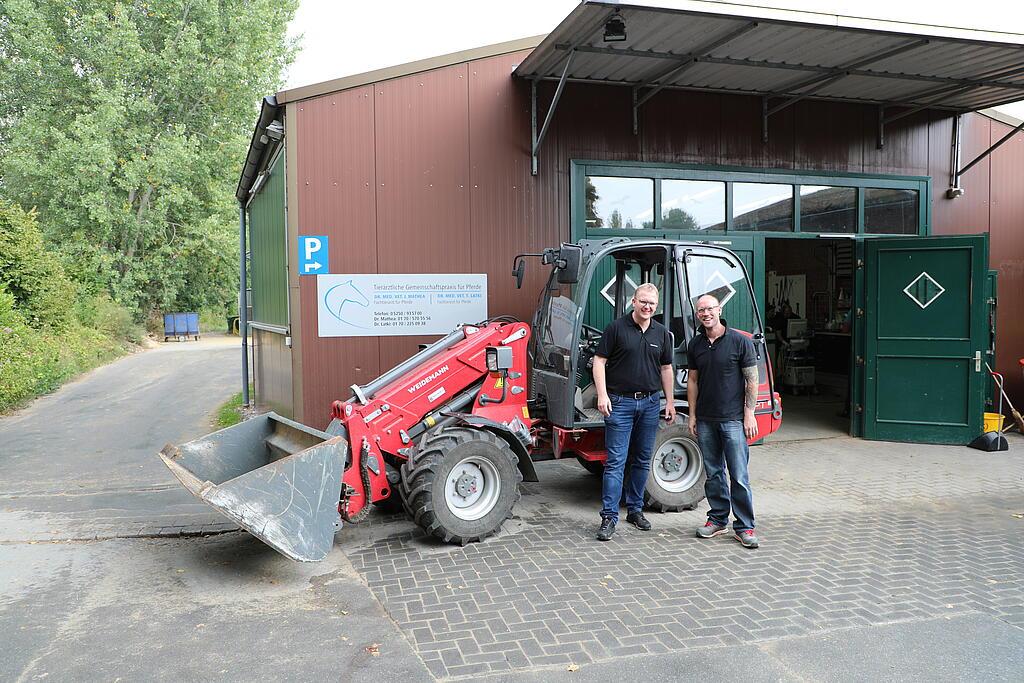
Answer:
[
  {"xmin": 644, "ymin": 423, "xmax": 706, "ymax": 512},
  {"xmin": 400, "ymin": 427, "xmax": 522, "ymax": 544}
]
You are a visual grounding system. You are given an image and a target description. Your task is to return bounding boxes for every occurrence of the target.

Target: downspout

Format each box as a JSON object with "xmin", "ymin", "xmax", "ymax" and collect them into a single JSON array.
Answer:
[
  {"xmin": 235, "ymin": 95, "xmax": 281, "ymax": 408},
  {"xmin": 239, "ymin": 203, "xmax": 250, "ymax": 406}
]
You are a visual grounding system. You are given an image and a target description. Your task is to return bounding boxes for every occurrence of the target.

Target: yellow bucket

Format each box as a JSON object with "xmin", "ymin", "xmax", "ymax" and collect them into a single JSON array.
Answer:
[{"xmin": 983, "ymin": 412, "xmax": 1005, "ymax": 433}]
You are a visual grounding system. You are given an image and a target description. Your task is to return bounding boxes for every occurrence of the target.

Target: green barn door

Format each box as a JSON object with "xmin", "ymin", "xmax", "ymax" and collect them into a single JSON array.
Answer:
[{"xmin": 862, "ymin": 235, "xmax": 988, "ymax": 444}]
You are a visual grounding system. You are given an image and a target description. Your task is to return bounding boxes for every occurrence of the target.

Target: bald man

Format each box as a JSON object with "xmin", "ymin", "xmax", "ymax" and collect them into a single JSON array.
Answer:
[{"xmin": 686, "ymin": 294, "xmax": 760, "ymax": 549}]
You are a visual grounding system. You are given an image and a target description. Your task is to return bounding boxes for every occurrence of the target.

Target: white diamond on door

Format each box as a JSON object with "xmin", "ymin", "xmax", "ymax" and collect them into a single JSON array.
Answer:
[
  {"xmin": 903, "ymin": 271, "xmax": 945, "ymax": 309},
  {"xmin": 703, "ymin": 270, "xmax": 736, "ymax": 308},
  {"xmin": 601, "ymin": 274, "xmax": 638, "ymax": 307}
]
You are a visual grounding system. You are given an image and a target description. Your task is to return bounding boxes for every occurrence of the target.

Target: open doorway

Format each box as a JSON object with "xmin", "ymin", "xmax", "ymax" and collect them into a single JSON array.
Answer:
[{"xmin": 764, "ymin": 237, "xmax": 853, "ymax": 441}]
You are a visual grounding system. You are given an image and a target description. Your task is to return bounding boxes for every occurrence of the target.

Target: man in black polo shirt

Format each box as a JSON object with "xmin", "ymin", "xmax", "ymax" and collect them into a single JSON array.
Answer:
[
  {"xmin": 592, "ymin": 283, "xmax": 675, "ymax": 541},
  {"xmin": 686, "ymin": 294, "xmax": 761, "ymax": 549}
]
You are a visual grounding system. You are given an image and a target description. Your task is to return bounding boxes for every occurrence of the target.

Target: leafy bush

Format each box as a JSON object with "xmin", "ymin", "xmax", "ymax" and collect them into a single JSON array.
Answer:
[
  {"xmin": 0, "ymin": 203, "xmax": 136, "ymax": 411},
  {"xmin": 0, "ymin": 283, "xmax": 128, "ymax": 412},
  {"xmin": 0, "ymin": 202, "xmax": 76, "ymax": 331},
  {"xmin": 79, "ymin": 294, "xmax": 143, "ymax": 344}
]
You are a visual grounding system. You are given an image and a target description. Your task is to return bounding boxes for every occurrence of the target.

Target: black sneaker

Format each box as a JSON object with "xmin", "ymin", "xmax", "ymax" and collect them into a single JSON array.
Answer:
[
  {"xmin": 696, "ymin": 520, "xmax": 729, "ymax": 538},
  {"xmin": 626, "ymin": 511, "xmax": 652, "ymax": 531},
  {"xmin": 596, "ymin": 517, "xmax": 616, "ymax": 541}
]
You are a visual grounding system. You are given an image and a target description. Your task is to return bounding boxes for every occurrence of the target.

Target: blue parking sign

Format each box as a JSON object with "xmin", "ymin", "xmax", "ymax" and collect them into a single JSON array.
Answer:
[{"xmin": 298, "ymin": 235, "xmax": 329, "ymax": 275}]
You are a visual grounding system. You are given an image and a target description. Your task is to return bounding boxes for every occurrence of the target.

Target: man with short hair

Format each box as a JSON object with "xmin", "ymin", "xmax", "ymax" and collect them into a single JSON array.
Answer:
[
  {"xmin": 592, "ymin": 282, "xmax": 676, "ymax": 541},
  {"xmin": 686, "ymin": 294, "xmax": 761, "ymax": 549}
]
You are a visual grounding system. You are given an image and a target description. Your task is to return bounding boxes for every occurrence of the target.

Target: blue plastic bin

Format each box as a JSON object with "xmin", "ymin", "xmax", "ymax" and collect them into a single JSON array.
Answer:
[{"xmin": 163, "ymin": 312, "xmax": 200, "ymax": 341}]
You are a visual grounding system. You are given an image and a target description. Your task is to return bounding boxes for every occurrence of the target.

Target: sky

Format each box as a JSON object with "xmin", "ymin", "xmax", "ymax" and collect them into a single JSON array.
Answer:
[{"xmin": 284, "ymin": 0, "xmax": 1024, "ymax": 119}]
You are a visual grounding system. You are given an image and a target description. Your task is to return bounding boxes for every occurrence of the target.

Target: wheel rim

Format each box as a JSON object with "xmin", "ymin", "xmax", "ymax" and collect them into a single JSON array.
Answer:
[
  {"xmin": 652, "ymin": 437, "xmax": 702, "ymax": 493},
  {"xmin": 444, "ymin": 456, "xmax": 501, "ymax": 521}
]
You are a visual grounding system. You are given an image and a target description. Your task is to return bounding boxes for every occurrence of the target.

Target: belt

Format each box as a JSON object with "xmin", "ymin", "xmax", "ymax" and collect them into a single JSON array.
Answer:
[{"xmin": 616, "ymin": 390, "xmax": 657, "ymax": 400}]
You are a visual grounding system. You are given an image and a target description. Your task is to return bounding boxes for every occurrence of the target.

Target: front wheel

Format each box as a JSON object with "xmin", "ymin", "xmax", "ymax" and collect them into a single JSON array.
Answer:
[
  {"xmin": 644, "ymin": 422, "xmax": 706, "ymax": 512},
  {"xmin": 400, "ymin": 428, "xmax": 522, "ymax": 545}
]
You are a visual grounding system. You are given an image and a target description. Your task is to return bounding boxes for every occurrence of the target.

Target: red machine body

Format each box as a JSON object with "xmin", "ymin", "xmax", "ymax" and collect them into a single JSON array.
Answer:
[{"xmin": 332, "ymin": 321, "xmax": 532, "ymax": 519}]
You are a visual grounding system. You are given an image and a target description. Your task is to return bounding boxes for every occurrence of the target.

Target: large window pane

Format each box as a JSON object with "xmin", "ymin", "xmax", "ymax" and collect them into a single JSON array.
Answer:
[
  {"xmin": 733, "ymin": 183, "xmax": 793, "ymax": 232},
  {"xmin": 662, "ymin": 179, "xmax": 725, "ymax": 230},
  {"xmin": 585, "ymin": 176, "xmax": 654, "ymax": 229},
  {"xmin": 865, "ymin": 188, "xmax": 918, "ymax": 234},
  {"xmin": 799, "ymin": 185, "xmax": 856, "ymax": 233}
]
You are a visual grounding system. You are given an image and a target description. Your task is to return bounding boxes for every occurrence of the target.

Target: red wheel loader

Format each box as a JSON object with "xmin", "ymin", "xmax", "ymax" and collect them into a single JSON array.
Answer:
[{"xmin": 160, "ymin": 239, "xmax": 782, "ymax": 561}]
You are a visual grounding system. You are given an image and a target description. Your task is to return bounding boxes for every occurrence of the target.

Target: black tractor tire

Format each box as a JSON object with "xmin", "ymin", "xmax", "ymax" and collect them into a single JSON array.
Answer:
[
  {"xmin": 643, "ymin": 421, "xmax": 706, "ymax": 512},
  {"xmin": 400, "ymin": 427, "xmax": 522, "ymax": 545},
  {"xmin": 576, "ymin": 457, "xmax": 605, "ymax": 476}
]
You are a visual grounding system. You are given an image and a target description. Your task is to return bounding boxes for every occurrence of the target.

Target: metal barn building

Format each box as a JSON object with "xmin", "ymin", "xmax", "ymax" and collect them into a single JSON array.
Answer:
[{"xmin": 237, "ymin": 1, "xmax": 1024, "ymax": 445}]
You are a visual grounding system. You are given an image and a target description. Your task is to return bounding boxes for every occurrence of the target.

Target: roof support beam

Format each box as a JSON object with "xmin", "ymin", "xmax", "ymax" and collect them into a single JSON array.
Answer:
[
  {"xmin": 556, "ymin": 44, "xmax": 1024, "ymax": 94},
  {"xmin": 634, "ymin": 22, "xmax": 759, "ymax": 110},
  {"xmin": 878, "ymin": 82, "xmax": 977, "ymax": 149},
  {"xmin": 530, "ymin": 8, "xmax": 623, "ymax": 175},
  {"xmin": 631, "ymin": 21, "xmax": 759, "ymax": 136},
  {"xmin": 955, "ymin": 117, "xmax": 1024, "ymax": 181},
  {"xmin": 531, "ymin": 49, "xmax": 576, "ymax": 175},
  {"xmin": 883, "ymin": 84, "xmax": 974, "ymax": 125},
  {"xmin": 763, "ymin": 39, "xmax": 930, "ymax": 145},
  {"xmin": 699, "ymin": 55, "xmax": 1024, "ymax": 92},
  {"xmin": 765, "ymin": 39, "xmax": 929, "ymax": 119}
]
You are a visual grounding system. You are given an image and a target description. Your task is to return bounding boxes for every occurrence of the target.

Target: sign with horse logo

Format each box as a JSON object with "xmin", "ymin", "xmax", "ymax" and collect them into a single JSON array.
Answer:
[{"xmin": 316, "ymin": 274, "xmax": 488, "ymax": 337}]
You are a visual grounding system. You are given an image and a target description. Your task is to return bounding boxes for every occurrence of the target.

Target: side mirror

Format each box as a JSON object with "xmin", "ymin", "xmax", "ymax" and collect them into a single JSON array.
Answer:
[
  {"xmin": 555, "ymin": 244, "xmax": 583, "ymax": 284},
  {"xmin": 512, "ymin": 258, "xmax": 525, "ymax": 289}
]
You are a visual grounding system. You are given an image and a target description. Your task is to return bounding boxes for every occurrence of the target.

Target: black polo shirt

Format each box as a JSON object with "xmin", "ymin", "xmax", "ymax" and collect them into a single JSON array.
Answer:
[
  {"xmin": 595, "ymin": 314, "xmax": 673, "ymax": 395},
  {"xmin": 686, "ymin": 321, "xmax": 757, "ymax": 422}
]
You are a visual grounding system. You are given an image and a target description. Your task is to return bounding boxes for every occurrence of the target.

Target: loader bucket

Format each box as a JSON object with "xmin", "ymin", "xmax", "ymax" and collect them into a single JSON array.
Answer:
[{"xmin": 159, "ymin": 413, "xmax": 348, "ymax": 562}]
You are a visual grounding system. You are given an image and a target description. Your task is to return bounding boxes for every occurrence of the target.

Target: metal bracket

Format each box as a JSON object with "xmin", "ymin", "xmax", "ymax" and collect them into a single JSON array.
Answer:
[
  {"xmin": 952, "ymin": 117, "xmax": 1024, "ymax": 191},
  {"xmin": 631, "ymin": 22, "xmax": 759, "ymax": 136},
  {"xmin": 761, "ymin": 96, "xmax": 768, "ymax": 144},
  {"xmin": 764, "ymin": 40, "xmax": 929, "ymax": 144},
  {"xmin": 877, "ymin": 105, "xmax": 885, "ymax": 150},
  {"xmin": 946, "ymin": 113, "xmax": 963, "ymax": 197},
  {"xmin": 531, "ymin": 48, "xmax": 576, "ymax": 176}
]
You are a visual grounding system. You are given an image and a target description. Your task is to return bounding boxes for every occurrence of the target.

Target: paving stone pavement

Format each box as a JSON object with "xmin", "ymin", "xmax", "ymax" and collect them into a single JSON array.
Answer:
[{"xmin": 343, "ymin": 436, "xmax": 1024, "ymax": 679}]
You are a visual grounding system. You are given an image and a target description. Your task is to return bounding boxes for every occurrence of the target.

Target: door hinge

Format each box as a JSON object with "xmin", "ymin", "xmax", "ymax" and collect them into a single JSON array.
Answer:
[
  {"xmin": 974, "ymin": 351, "xmax": 982, "ymax": 372},
  {"xmin": 856, "ymin": 258, "xmax": 864, "ymax": 269},
  {"xmin": 855, "ymin": 308, "xmax": 864, "ymax": 318},
  {"xmin": 855, "ymin": 404, "xmax": 863, "ymax": 414},
  {"xmin": 856, "ymin": 356, "xmax": 865, "ymax": 366}
]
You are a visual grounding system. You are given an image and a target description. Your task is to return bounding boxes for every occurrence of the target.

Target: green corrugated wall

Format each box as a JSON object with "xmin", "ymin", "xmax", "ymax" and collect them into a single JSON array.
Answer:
[{"xmin": 248, "ymin": 152, "xmax": 288, "ymax": 327}]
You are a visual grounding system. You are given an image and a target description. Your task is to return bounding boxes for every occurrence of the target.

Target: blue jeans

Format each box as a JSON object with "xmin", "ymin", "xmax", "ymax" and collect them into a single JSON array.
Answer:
[
  {"xmin": 602, "ymin": 392, "xmax": 661, "ymax": 522},
  {"xmin": 696, "ymin": 420, "xmax": 755, "ymax": 532}
]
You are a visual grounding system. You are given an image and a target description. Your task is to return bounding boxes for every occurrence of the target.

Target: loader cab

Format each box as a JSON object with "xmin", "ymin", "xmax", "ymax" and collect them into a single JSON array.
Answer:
[{"xmin": 530, "ymin": 239, "xmax": 771, "ymax": 429}]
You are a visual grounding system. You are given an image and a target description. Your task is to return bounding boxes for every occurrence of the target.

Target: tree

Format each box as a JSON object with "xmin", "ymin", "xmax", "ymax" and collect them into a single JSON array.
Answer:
[
  {"xmin": 609, "ymin": 209, "xmax": 622, "ymax": 229},
  {"xmin": 0, "ymin": 0, "xmax": 298, "ymax": 316},
  {"xmin": 584, "ymin": 178, "xmax": 602, "ymax": 227},
  {"xmin": 662, "ymin": 207, "xmax": 700, "ymax": 230}
]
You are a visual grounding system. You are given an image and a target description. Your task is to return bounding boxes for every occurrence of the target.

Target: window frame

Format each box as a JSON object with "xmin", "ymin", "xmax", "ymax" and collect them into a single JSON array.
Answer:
[{"xmin": 572, "ymin": 160, "xmax": 931, "ymax": 239}]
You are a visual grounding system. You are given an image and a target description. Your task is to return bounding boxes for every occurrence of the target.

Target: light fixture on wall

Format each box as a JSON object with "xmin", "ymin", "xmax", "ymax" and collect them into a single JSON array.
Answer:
[
  {"xmin": 603, "ymin": 11, "xmax": 626, "ymax": 42},
  {"xmin": 264, "ymin": 120, "xmax": 284, "ymax": 141}
]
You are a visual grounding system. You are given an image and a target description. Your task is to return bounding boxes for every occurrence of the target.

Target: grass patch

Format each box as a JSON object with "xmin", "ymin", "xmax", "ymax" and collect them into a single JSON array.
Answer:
[{"xmin": 215, "ymin": 385, "xmax": 254, "ymax": 428}]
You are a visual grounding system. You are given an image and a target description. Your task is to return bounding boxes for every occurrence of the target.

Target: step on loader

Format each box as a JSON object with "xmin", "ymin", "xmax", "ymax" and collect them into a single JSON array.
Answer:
[{"xmin": 160, "ymin": 239, "xmax": 782, "ymax": 560}]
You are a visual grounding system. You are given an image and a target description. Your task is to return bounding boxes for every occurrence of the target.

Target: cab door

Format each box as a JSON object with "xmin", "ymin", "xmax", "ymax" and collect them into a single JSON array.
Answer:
[{"xmin": 859, "ymin": 235, "xmax": 988, "ymax": 444}]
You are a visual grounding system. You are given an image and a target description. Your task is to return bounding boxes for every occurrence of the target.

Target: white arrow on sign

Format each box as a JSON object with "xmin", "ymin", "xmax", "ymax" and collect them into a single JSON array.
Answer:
[{"xmin": 305, "ymin": 262, "xmax": 322, "ymax": 272}]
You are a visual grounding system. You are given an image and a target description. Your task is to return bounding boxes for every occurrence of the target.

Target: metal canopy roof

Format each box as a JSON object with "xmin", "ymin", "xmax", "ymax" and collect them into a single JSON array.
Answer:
[{"xmin": 514, "ymin": 1, "xmax": 1024, "ymax": 113}]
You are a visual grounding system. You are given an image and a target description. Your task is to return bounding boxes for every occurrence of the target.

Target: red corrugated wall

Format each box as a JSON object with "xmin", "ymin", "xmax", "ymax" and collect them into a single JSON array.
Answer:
[
  {"xmin": 292, "ymin": 50, "xmax": 1024, "ymax": 427},
  {"xmin": 989, "ymin": 122, "xmax": 1024, "ymax": 402}
]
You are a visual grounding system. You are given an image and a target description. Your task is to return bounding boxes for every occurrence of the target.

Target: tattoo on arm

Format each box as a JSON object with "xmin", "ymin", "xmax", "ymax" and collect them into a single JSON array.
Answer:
[{"xmin": 742, "ymin": 366, "xmax": 758, "ymax": 410}]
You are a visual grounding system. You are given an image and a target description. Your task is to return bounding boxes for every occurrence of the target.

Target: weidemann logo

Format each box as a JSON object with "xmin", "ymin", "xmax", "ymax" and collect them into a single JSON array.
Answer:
[{"xmin": 408, "ymin": 365, "xmax": 449, "ymax": 394}]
